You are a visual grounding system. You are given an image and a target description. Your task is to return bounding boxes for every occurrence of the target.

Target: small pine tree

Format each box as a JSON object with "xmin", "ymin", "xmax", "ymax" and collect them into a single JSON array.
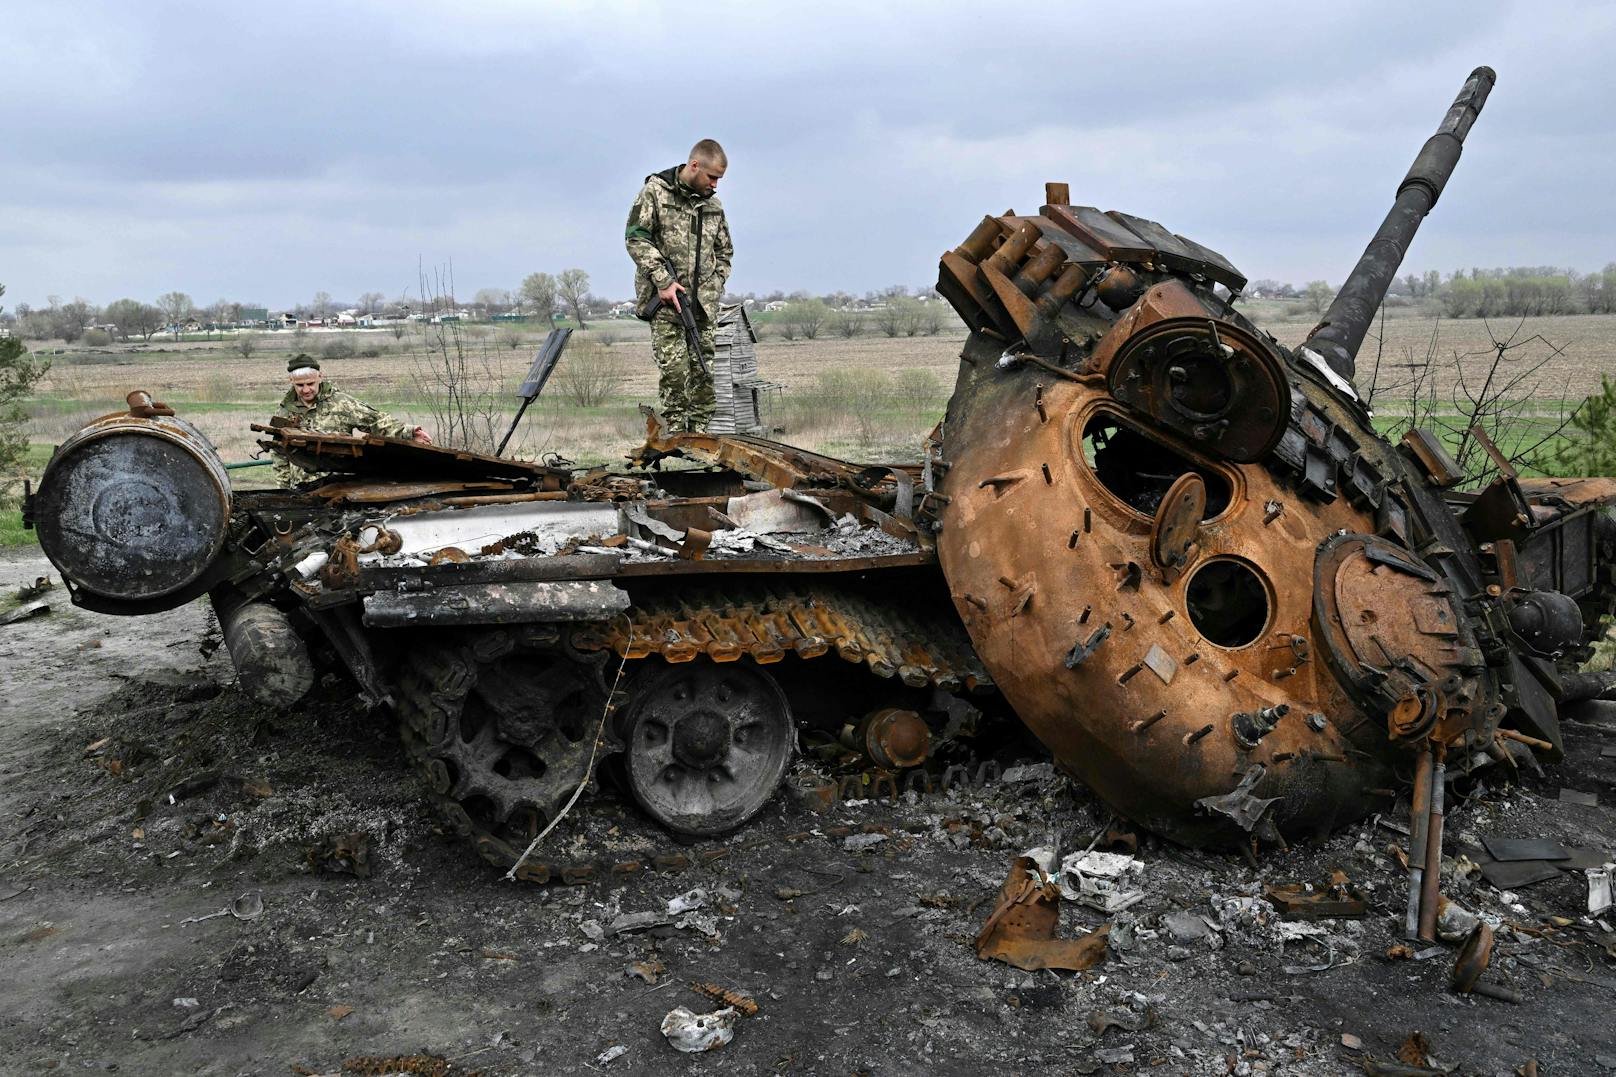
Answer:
[
  {"xmin": 1554, "ymin": 374, "xmax": 1616, "ymax": 477},
  {"xmin": 0, "ymin": 284, "xmax": 51, "ymax": 497}
]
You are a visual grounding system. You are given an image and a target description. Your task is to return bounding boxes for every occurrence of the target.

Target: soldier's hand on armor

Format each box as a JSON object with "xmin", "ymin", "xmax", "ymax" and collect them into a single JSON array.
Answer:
[
  {"xmin": 658, "ymin": 280, "xmax": 686, "ymax": 312},
  {"xmin": 412, "ymin": 427, "xmax": 433, "ymax": 445}
]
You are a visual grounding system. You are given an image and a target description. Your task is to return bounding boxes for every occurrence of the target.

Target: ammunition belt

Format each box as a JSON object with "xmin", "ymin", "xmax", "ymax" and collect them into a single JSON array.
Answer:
[{"xmin": 569, "ymin": 581, "xmax": 994, "ymax": 693}]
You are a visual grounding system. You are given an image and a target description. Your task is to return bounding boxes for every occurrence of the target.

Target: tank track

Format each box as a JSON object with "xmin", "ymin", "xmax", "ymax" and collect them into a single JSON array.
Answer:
[{"xmin": 392, "ymin": 583, "xmax": 996, "ymax": 884}]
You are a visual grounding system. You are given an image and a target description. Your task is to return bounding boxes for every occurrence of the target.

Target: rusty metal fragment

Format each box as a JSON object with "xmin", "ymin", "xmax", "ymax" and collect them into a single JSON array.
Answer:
[
  {"xmin": 1265, "ymin": 869, "xmax": 1367, "ymax": 919},
  {"xmin": 1451, "ymin": 924, "xmax": 1523, "ymax": 1003},
  {"xmin": 974, "ymin": 856, "xmax": 1110, "ymax": 972}
]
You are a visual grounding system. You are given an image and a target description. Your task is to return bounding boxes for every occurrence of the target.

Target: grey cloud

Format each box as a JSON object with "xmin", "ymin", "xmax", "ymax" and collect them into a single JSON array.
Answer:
[{"xmin": 3, "ymin": 0, "xmax": 1613, "ymax": 307}]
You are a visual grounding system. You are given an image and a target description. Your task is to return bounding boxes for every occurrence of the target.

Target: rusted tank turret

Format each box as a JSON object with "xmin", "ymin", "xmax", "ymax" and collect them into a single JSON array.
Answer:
[{"xmin": 929, "ymin": 67, "xmax": 1616, "ymax": 850}]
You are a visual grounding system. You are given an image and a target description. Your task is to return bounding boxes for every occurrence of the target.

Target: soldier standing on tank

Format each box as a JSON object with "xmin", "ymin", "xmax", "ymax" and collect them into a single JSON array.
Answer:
[
  {"xmin": 624, "ymin": 139, "xmax": 734, "ymax": 432},
  {"xmin": 271, "ymin": 354, "xmax": 432, "ymax": 485}
]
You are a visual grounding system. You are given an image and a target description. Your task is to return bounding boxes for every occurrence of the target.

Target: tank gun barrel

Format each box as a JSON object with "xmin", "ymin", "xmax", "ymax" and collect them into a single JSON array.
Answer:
[{"xmin": 1302, "ymin": 66, "xmax": 1495, "ymax": 381}]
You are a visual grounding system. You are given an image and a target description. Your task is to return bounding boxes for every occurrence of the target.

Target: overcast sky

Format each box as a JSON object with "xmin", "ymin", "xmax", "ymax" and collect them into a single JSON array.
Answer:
[{"xmin": 3, "ymin": 0, "xmax": 1613, "ymax": 311}]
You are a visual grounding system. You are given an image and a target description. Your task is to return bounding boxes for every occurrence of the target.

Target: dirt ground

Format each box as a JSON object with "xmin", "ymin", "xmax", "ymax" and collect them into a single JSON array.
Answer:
[{"xmin": 4, "ymin": 548, "xmax": 1616, "ymax": 1076}]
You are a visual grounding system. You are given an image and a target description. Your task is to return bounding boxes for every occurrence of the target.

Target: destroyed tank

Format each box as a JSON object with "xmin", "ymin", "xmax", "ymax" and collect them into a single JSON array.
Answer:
[
  {"xmin": 26, "ymin": 383, "xmax": 996, "ymax": 881},
  {"xmin": 25, "ymin": 68, "xmax": 1616, "ymax": 887},
  {"xmin": 929, "ymin": 65, "xmax": 1616, "ymax": 874}
]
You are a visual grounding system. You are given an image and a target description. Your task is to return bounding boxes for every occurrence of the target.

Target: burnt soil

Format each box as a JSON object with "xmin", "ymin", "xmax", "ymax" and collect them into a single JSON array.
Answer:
[{"xmin": 2, "ymin": 550, "xmax": 1615, "ymax": 1076}]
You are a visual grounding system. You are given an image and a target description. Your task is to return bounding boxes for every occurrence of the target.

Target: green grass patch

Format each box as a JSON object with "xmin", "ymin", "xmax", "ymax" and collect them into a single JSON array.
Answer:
[{"xmin": 0, "ymin": 509, "xmax": 38, "ymax": 548}]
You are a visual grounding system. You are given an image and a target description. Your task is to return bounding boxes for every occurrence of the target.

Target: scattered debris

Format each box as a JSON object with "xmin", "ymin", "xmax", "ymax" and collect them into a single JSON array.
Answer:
[
  {"xmin": 1053, "ymin": 849, "xmax": 1145, "ymax": 913},
  {"xmin": 1560, "ymin": 788, "xmax": 1600, "ymax": 807},
  {"xmin": 178, "ymin": 890, "xmax": 264, "ymax": 926},
  {"xmin": 1265, "ymin": 869, "xmax": 1367, "ymax": 919},
  {"xmin": 1397, "ymin": 1031, "xmax": 1433, "ymax": 1067},
  {"xmin": 328, "ymin": 1004, "xmax": 355, "ymax": 1021},
  {"xmin": 14, "ymin": 575, "xmax": 52, "ymax": 601},
  {"xmin": 1435, "ymin": 897, "xmax": 1480, "ymax": 944},
  {"xmin": 0, "ymin": 600, "xmax": 49, "ymax": 626},
  {"xmin": 688, "ymin": 982, "xmax": 758, "ymax": 1017},
  {"xmin": 339, "ymin": 1054, "xmax": 479, "ymax": 1076},
  {"xmin": 1588, "ymin": 865, "xmax": 1614, "ymax": 916},
  {"xmin": 627, "ymin": 958, "xmax": 665, "ymax": 985},
  {"xmin": 1087, "ymin": 1008, "xmax": 1154, "ymax": 1036},
  {"xmin": 135, "ymin": 1004, "xmax": 230, "ymax": 1040},
  {"xmin": 306, "ymin": 831, "xmax": 372, "ymax": 877},
  {"xmin": 974, "ymin": 854, "xmax": 1110, "ymax": 972},
  {"xmin": 594, "ymin": 1045, "xmax": 628, "ymax": 1065},
  {"xmin": 1451, "ymin": 924, "xmax": 1523, "ymax": 1003},
  {"xmin": 659, "ymin": 1006, "xmax": 737, "ymax": 1053}
]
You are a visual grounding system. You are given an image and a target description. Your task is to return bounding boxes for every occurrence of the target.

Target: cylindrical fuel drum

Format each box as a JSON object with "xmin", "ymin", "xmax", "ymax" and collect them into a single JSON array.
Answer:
[{"xmin": 34, "ymin": 411, "xmax": 231, "ymax": 602}]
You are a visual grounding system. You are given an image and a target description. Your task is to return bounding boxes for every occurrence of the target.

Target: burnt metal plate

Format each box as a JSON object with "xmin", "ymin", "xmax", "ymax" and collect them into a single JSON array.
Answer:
[
  {"xmin": 253, "ymin": 423, "xmax": 566, "ymax": 485},
  {"xmin": 1143, "ymin": 643, "xmax": 1177, "ymax": 686},
  {"xmin": 1479, "ymin": 859, "xmax": 1565, "ymax": 890},
  {"xmin": 1042, "ymin": 205, "xmax": 1155, "ymax": 261},
  {"xmin": 1481, "ymin": 837, "xmax": 1569, "ymax": 862},
  {"xmin": 1560, "ymin": 847, "xmax": 1613, "ymax": 871}
]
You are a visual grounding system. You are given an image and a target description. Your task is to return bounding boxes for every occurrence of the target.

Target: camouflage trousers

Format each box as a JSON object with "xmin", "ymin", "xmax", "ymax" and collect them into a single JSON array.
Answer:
[{"xmin": 650, "ymin": 312, "xmax": 716, "ymax": 432}]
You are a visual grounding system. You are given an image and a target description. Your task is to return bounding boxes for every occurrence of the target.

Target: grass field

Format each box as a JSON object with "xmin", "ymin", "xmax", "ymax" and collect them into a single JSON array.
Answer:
[{"xmin": 8, "ymin": 307, "xmax": 1616, "ymax": 539}]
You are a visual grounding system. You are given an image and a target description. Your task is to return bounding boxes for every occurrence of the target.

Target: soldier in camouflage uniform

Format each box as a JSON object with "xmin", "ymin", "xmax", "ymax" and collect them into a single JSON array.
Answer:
[
  {"xmin": 271, "ymin": 354, "xmax": 431, "ymax": 485},
  {"xmin": 624, "ymin": 138, "xmax": 733, "ymax": 432}
]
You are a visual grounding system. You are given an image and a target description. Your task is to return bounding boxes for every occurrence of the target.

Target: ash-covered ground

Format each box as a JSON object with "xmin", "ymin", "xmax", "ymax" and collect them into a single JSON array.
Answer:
[{"xmin": 1, "ymin": 550, "xmax": 1614, "ymax": 1077}]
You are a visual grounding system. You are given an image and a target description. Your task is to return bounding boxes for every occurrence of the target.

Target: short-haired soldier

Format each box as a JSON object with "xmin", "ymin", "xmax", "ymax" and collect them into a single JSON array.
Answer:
[
  {"xmin": 624, "ymin": 138, "xmax": 734, "ymax": 432},
  {"xmin": 272, "ymin": 354, "xmax": 431, "ymax": 485}
]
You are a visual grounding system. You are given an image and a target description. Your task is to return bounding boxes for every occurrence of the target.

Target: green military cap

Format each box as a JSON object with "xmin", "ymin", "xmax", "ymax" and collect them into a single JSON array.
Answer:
[{"xmin": 287, "ymin": 354, "xmax": 321, "ymax": 373}]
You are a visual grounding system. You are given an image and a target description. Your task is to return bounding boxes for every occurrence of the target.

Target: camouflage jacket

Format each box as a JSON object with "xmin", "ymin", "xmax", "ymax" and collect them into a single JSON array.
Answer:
[
  {"xmin": 625, "ymin": 166, "xmax": 733, "ymax": 323},
  {"xmin": 271, "ymin": 381, "xmax": 413, "ymax": 485}
]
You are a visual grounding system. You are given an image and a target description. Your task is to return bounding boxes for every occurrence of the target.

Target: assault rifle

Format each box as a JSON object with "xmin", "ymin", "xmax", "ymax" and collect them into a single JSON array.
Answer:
[{"xmin": 661, "ymin": 257, "xmax": 708, "ymax": 378}]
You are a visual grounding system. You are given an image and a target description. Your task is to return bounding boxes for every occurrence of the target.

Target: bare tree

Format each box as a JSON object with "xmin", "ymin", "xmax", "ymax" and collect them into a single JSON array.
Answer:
[
  {"xmin": 234, "ymin": 331, "xmax": 260, "ymax": 360},
  {"xmin": 157, "ymin": 291, "xmax": 194, "ymax": 340},
  {"xmin": 311, "ymin": 291, "xmax": 332, "ymax": 318},
  {"xmin": 554, "ymin": 338, "xmax": 629, "ymax": 407},
  {"xmin": 358, "ymin": 291, "xmax": 386, "ymax": 315},
  {"xmin": 410, "ymin": 262, "xmax": 509, "ymax": 453},
  {"xmin": 520, "ymin": 272, "xmax": 557, "ymax": 324},
  {"xmin": 782, "ymin": 299, "xmax": 827, "ymax": 340},
  {"xmin": 558, "ymin": 268, "xmax": 590, "ymax": 329},
  {"xmin": 473, "ymin": 287, "xmax": 512, "ymax": 314},
  {"xmin": 1303, "ymin": 280, "xmax": 1335, "ymax": 318},
  {"xmin": 829, "ymin": 308, "xmax": 862, "ymax": 338},
  {"xmin": 875, "ymin": 297, "xmax": 920, "ymax": 338},
  {"xmin": 209, "ymin": 298, "xmax": 238, "ymax": 338},
  {"xmin": 1372, "ymin": 316, "xmax": 1575, "ymax": 482}
]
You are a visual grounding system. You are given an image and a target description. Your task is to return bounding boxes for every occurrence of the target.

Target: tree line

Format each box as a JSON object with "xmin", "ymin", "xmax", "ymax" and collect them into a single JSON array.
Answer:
[{"xmin": 1246, "ymin": 264, "xmax": 1616, "ymax": 319}]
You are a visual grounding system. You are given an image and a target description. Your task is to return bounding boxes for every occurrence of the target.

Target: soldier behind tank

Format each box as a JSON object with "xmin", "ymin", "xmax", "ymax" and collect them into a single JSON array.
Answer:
[
  {"xmin": 272, "ymin": 354, "xmax": 432, "ymax": 485},
  {"xmin": 624, "ymin": 138, "xmax": 734, "ymax": 432}
]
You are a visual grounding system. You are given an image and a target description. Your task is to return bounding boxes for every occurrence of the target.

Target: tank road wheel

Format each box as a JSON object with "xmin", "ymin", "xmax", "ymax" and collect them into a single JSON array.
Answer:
[
  {"xmin": 621, "ymin": 663, "xmax": 794, "ymax": 838},
  {"xmin": 394, "ymin": 629, "xmax": 614, "ymax": 862}
]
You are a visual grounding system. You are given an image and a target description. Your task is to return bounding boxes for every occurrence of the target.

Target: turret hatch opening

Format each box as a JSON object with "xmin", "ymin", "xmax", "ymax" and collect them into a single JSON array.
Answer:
[{"xmin": 1079, "ymin": 413, "xmax": 1232, "ymax": 519}]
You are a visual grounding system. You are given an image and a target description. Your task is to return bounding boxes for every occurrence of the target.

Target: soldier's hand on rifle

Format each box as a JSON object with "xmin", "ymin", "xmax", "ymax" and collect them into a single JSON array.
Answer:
[
  {"xmin": 412, "ymin": 426, "xmax": 433, "ymax": 445},
  {"xmin": 658, "ymin": 280, "xmax": 686, "ymax": 312}
]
